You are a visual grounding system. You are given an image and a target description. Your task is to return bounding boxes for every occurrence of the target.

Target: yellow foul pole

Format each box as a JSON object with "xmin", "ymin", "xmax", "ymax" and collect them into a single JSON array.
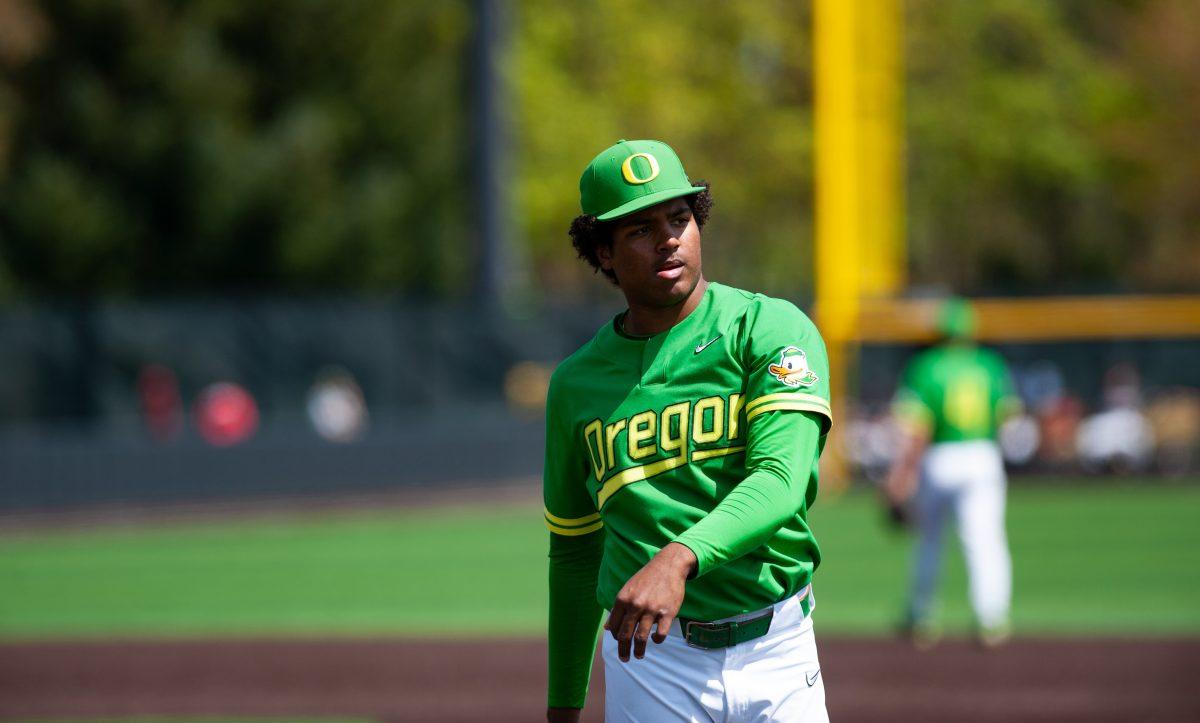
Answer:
[
  {"xmin": 814, "ymin": 0, "xmax": 903, "ymax": 486},
  {"xmin": 858, "ymin": 0, "xmax": 905, "ymax": 298}
]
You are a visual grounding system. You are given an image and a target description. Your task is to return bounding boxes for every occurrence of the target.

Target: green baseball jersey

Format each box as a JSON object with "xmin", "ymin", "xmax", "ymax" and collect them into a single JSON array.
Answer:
[
  {"xmin": 893, "ymin": 343, "xmax": 1019, "ymax": 443},
  {"xmin": 543, "ymin": 283, "xmax": 832, "ymax": 706}
]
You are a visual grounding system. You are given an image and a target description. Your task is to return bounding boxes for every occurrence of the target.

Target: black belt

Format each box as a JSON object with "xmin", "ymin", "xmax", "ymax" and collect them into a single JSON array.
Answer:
[{"xmin": 677, "ymin": 608, "xmax": 775, "ymax": 650}]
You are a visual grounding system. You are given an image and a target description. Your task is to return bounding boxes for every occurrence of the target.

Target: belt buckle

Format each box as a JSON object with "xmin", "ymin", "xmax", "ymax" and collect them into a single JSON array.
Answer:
[{"xmin": 685, "ymin": 620, "xmax": 734, "ymax": 649}]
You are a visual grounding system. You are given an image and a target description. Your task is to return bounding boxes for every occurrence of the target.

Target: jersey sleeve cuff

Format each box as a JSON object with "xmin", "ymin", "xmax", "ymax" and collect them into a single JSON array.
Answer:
[
  {"xmin": 545, "ymin": 508, "xmax": 604, "ymax": 536},
  {"xmin": 744, "ymin": 392, "xmax": 832, "ymax": 432},
  {"xmin": 669, "ymin": 535, "xmax": 713, "ymax": 578}
]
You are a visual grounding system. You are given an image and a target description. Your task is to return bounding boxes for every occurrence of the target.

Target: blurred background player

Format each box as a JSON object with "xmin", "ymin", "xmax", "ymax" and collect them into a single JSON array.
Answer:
[{"xmin": 884, "ymin": 299, "xmax": 1021, "ymax": 648}]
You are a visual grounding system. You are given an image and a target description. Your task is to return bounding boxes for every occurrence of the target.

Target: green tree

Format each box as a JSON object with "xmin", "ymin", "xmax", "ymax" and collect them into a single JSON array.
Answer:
[
  {"xmin": 1096, "ymin": 0, "xmax": 1200, "ymax": 289},
  {"xmin": 0, "ymin": 0, "xmax": 473, "ymax": 298},
  {"xmin": 513, "ymin": 0, "xmax": 1198, "ymax": 298},
  {"xmin": 509, "ymin": 0, "xmax": 818, "ymax": 300},
  {"xmin": 904, "ymin": 0, "xmax": 1138, "ymax": 292},
  {"xmin": 1, "ymin": 1, "xmax": 1195, "ymax": 300}
]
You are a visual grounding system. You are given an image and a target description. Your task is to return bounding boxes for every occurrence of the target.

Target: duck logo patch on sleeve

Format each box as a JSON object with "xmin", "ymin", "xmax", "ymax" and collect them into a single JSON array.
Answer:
[{"xmin": 768, "ymin": 346, "xmax": 820, "ymax": 388}]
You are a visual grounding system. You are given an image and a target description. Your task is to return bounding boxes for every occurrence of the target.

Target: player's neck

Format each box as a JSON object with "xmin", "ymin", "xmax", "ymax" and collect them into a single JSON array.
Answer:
[{"xmin": 622, "ymin": 277, "xmax": 709, "ymax": 336}]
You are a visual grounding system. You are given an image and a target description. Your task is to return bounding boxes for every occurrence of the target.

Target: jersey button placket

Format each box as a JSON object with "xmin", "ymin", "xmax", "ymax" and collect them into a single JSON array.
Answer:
[{"xmin": 638, "ymin": 335, "xmax": 668, "ymax": 387}]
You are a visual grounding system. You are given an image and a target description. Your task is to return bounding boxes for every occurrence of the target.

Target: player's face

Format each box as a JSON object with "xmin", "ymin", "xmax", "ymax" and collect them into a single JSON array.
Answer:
[{"xmin": 599, "ymin": 197, "xmax": 704, "ymax": 309}]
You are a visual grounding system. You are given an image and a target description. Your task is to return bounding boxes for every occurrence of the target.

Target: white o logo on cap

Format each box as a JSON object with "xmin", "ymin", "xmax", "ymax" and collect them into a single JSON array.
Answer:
[{"xmin": 621, "ymin": 153, "xmax": 660, "ymax": 185}]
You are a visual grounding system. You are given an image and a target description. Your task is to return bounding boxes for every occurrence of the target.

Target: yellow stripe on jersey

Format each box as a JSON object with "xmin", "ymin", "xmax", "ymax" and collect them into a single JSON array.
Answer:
[
  {"xmin": 597, "ymin": 453, "xmax": 689, "ymax": 508},
  {"xmin": 597, "ymin": 444, "xmax": 748, "ymax": 508},
  {"xmin": 691, "ymin": 445, "xmax": 746, "ymax": 461},
  {"xmin": 745, "ymin": 392, "xmax": 831, "ymax": 416},
  {"xmin": 544, "ymin": 518, "xmax": 605, "ymax": 536},
  {"xmin": 543, "ymin": 508, "xmax": 601, "ymax": 527},
  {"xmin": 746, "ymin": 399, "xmax": 833, "ymax": 422}
]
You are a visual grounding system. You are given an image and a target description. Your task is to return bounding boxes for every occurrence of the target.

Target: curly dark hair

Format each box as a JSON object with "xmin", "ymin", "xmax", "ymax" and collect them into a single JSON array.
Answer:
[{"xmin": 569, "ymin": 182, "xmax": 713, "ymax": 285}]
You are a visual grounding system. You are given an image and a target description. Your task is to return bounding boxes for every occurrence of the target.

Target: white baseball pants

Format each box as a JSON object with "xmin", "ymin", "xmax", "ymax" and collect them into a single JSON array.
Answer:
[
  {"xmin": 909, "ymin": 439, "xmax": 1012, "ymax": 628},
  {"xmin": 602, "ymin": 589, "xmax": 829, "ymax": 722}
]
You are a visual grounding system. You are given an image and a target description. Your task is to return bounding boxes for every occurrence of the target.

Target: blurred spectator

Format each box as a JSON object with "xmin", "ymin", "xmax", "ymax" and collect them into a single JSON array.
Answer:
[
  {"xmin": 137, "ymin": 364, "xmax": 183, "ymax": 443},
  {"xmin": 1102, "ymin": 363, "xmax": 1144, "ymax": 409},
  {"xmin": 1019, "ymin": 361, "xmax": 1065, "ymax": 414},
  {"xmin": 503, "ymin": 360, "xmax": 552, "ymax": 418},
  {"xmin": 1076, "ymin": 364, "xmax": 1155, "ymax": 474},
  {"xmin": 194, "ymin": 382, "xmax": 259, "ymax": 447},
  {"xmin": 1145, "ymin": 388, "xmax": 1200, "ymax": 476},
  {"xmin": 843, "ymin": 405, "xmax": 900, "ymax": 484},
  {"xmin": 306, "ymin": 367, "xmax": 369, "ymax": 443},
  {"xmin": 1038, "ymin": 394, "xmax": 1085, "ymax": 468},
  {"xmin": 1076, "ymin": 409, "xmax": 1155, "ymax": 473},
  {"xmin": 998, "ymin": 414, "xmax": 1040, "ymax": 467},
  {"xmin": 1016, "ymin": 359, "xmax": 1083, "ymax": 468}
]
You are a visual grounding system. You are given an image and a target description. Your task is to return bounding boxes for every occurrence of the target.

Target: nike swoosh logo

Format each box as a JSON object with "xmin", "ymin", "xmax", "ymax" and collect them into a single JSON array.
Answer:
[
  {"xmin": 806, "ymin": 669, "xmax": 821, "ymax": 687},
  {"xmin": 694, "ymin": 335, "xmax": 722, "ymax": 354}
]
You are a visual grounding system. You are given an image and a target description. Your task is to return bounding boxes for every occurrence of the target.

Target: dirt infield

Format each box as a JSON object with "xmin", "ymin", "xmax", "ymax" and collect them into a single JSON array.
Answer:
[{"xmin": 1, "ymin": 636, "xmax": 1196, "ymax": 722}]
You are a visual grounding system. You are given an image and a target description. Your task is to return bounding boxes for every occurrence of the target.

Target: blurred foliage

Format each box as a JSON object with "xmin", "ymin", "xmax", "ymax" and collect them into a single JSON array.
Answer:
[
  {"xmin": 515, "ymin": 0, "xmax": 1200, "ymax": 298},
  {"xmin": 0, "ymin": 0, "xmax": 1197, "ymax": 300},
  {"xmin": 0, "ymin": 0, "xmax": 473, "ymax": 298},
  {"xmin": 1096, "ymin": 0, "xmax": 1200, "ymax": 290},
  {"xmin": 905, "ymin": 0, "xmax": 1200, "ymax": 293},
  {"xmin": 509, "ymin": 0, "xmax": 815, "ymax": 299}
]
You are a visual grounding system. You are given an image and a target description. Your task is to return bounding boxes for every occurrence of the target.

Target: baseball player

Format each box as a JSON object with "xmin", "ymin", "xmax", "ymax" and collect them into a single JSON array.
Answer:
[
  {"xmin": 884, "ymin": 299, "xmax": 1020, "ymax": 648},
  {"xmin": 545, "ymin": 139, "xmax": 832, "ymax": 722}
]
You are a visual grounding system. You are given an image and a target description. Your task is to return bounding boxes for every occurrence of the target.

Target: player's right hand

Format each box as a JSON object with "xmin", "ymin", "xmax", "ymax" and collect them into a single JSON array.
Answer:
[
  {"xmin": 886, "ymin": 499, "xmax": 911, "ymax": 530},
  {"xmin": 547, "ymin": 706, "xmax": 582, "ymax": 722},
  {"xmin": 605, "ymin": 541, "xmax": 696, "ymax": 662}
]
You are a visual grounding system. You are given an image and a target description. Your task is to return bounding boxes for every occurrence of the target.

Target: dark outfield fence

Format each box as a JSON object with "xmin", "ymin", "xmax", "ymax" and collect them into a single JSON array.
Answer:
[
  {"xmin": 1, "ymin": 298, "xmax": 1197, "ymax": 512},
  {"xmin": 0, "ymin": 297, "xmax": 617, "ymax": 512}
]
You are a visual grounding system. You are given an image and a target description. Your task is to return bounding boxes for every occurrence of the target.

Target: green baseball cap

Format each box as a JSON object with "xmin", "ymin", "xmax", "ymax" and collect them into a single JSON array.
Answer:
[{"xmin": 579, "ymin": 139, "xmax": 706, "ymax": 221}]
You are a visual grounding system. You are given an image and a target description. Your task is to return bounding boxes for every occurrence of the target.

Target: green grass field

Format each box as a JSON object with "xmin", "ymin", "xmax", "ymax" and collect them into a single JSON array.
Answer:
[{"xmin": 2, "ymin": 483, "xmax": 1198, "ymax": 639}]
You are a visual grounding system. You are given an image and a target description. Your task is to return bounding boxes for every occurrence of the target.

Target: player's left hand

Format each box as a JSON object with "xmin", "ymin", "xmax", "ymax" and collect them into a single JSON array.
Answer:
[{"xmin": 605, "ymin": 541, "xmax": 697, "ymax": 662}]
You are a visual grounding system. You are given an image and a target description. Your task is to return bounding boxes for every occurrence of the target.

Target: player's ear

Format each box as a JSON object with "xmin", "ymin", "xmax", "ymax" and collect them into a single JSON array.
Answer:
[{"xmin": 596, "ymin": 240, "xmax": 614, "ymax": 271}]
